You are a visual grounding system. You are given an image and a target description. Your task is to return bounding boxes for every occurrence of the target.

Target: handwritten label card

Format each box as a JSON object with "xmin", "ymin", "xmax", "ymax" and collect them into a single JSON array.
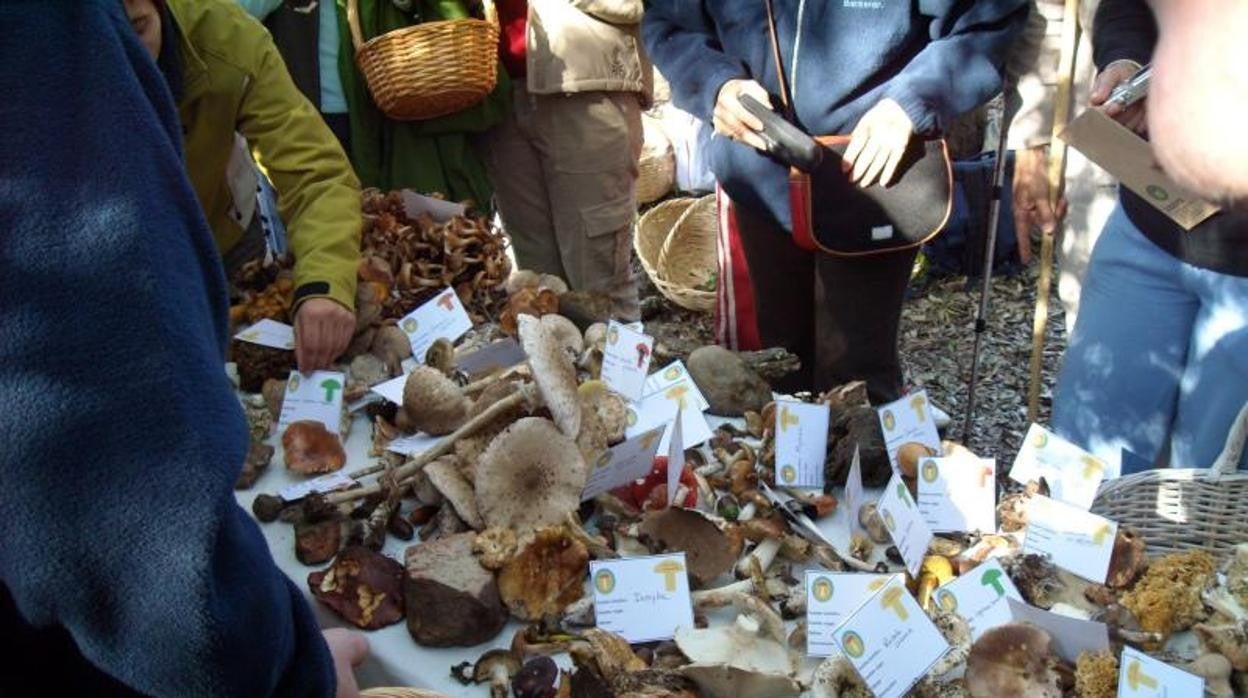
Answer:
[
  {"xmin": 1117, "ymin": 647, "xmax": 1205, "ymax": 698},
  {"xmin": 277, "ymin": 370, "xmax": 346, "ymax": 434},
  {"xmin": 590, "ymin": 553, "xmax": 694, "ymax": 643},
  {"xmin": 1024, "ymin": 495, "xmax": 1118, "ymax": 583},
  {"xmin": 846, "ymin": 447, "xmax": 865, "ymax": 534},
  {"xmin": 581, "ymin": 425, "xmax": 666, "ymax": 501},
  {"xmin": 601, "ymin": 320, "xmax": 655, "ymax": 402},
  {"xmin": 398, "ymin": 288, "xmax": 473, "ymax": 362},
  {"xmin": 1008, "ymin": 599, "xmax": 1110, "ymax": 662},
  {"xmin": 933, "ymin": 559, "xmax": 1021, "ymax": 641},
  {"xmin": 834, "ymin": 576, "xmax": 951, "ymax": 698},
  {"xmin": 280, "ymin": 471, "xmax": 356, "ymax": 501},
  {"xmin": 234, "ymin": 319, "xmax": 295, "ymax": 350},
  {"xmin": 878, "ymin": 472, "xmax": 935, "ymax": 577},
  {"xmin": 806, "ymin": 572, "xmax": 898, "ymax": 656},
  {"xmin": 877, "ymin": 390, "xmax": 943, "ymax": 471},
  {"xmin": 774, "ymin": 401, "xmax": 830, "ymax": 488},
  {"xmin": 1010, "ymin": 424, "xmax": 1115, "ymax": 510},
  {"xmin": 666, "ymin": 411, "xmax": 685, "ymax": 505},
  {"xmin": 626, "ymin": 380, "xmax": 713, "ymax": 451},
  {"xmin": 917, "ymin": 457, "xmax": 997, "ymax": 533},
  {"xmin": 643, "ymin": 361, "xmax": 705, "ymax": 400}
]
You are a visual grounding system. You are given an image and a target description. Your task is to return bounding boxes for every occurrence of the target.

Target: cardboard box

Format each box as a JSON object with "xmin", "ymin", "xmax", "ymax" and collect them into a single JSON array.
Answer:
[{"xmin": 1059, "ymin": 109, "xmax": 1220, "ymax": 229}]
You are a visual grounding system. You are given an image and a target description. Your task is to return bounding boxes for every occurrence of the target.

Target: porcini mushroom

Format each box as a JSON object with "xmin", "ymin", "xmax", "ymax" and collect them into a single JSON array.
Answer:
[
  {"xmin": 473, "ymin": 649, "xmax": 522, "ymax": 698},
  {"xmin": 424, "ymin": 455, "xmax": 484, "ymax": 530},
  {"xmin": 401, "ymin": 366, "xmax": 472, "ymax": 435},
  {"xmin": 475, "ymin": 417, "xmax": 589, "ymax": 534},
  {"xmin": 965, "ymin": 623, "xmax": 1064, "ymax": 698},
  {"xmin": 518, "ymin": 314, "xmax": 580, "ymax": 437}
]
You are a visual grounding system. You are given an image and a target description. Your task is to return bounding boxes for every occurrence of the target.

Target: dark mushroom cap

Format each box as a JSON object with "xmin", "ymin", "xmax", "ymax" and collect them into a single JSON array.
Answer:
[{"xmin": 512, "ymin": 656, "xmax": 559, "ymax": 698}]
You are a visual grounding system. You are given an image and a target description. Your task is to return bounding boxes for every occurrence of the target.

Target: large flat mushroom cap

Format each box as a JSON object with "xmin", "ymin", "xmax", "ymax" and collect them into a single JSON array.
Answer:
[
  {"xmin": 518, "ymin": 314, "xmax": 581, "ymax": 437},
  {"xmin": 401, "ymin": 365, "xmax": 471, "ymax": 435},
  {"xmin": 965, "ymin": 623, "xmax": 1062, "ymax": 698},
  {"xmin": 425, "ymin": 456, "xmax": 484, "ymax": 530},
  {"xmin": 475, "ymin": 417, "xmax": 589, "ymax": 534}
]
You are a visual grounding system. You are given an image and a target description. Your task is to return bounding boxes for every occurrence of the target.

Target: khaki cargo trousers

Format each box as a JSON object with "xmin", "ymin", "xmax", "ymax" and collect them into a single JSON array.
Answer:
[{"xmin": 480, "ymin": 84, "xmax": 643, "ymax": 320}]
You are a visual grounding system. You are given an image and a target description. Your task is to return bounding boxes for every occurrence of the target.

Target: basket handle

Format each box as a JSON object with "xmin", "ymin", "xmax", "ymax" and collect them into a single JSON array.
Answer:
[
  {"xmin": 481, "ymin": 0, "xmax": 497, "ymax": 28},
  {"xmin": 1210, "ymin": 401, "xmax": 1248, "ymax": 477},
  {"xmin": 346, "ymin": 0, "xmax": 365, "ymax": 52}
]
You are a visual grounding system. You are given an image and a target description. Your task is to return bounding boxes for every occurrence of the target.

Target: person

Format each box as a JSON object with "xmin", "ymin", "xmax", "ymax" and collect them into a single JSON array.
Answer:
[
  {"xmin": 0, "ymin": 1, "xmax": 367, "ymax": 694},
  {"xmin": 124, "ymin": 0, "xmax": 362, "ymax": 372},
  {"xmin": 1052, "ymin": 0, "xmax": 1248, "ymax": 471},
  {"xmin": 644, "ymin": 0, "xmax": 1028, "ymax": 400},
  {"xmin": 479, "ymin": 0, "xmax": 650, "ymax": 321},
  {"xmin": 1147, "ymin": 0, "xmax": 1248, "ymax": 206}
]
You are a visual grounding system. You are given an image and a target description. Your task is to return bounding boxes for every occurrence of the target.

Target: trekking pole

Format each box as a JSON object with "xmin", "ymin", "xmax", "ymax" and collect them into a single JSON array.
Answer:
[{"xmin": 961, "ymin": 85, "xmax": 1014, "ymax": 444}]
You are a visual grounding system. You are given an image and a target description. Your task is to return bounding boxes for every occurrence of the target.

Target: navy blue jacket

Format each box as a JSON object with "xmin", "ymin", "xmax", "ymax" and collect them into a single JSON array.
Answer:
[
  {"xmin": 644, "ymin": 0, "xmax": 1029, "ymax": 232},
  {"xmin": 0, "ymin": 1, "xmax": 333, "ymax": 695}
]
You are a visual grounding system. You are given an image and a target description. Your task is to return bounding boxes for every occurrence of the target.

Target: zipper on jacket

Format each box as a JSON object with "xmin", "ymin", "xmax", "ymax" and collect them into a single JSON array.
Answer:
[{"xmin": 790, "ymin": 0, "xmax": 808, "ymax": 108}]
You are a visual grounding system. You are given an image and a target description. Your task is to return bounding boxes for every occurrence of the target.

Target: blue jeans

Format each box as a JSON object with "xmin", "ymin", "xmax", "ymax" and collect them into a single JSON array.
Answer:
[{"xmin": 1053, "ymin": 204, "xmax": 1248, "ymax": 471}]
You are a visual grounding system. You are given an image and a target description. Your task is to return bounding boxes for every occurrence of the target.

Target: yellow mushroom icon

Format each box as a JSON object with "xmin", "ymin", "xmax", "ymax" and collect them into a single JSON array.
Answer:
[
  {"xmin": 868, "ymin": 578, "xmax": 888, "ymax": 592},
  {"xmin": 880, "ymin": 586, "xmax": 909, "ymax": 621},
  {"xmin": 653, "ymin": 559, "xmax": 685, "ymax": 592},
  {"xmin": 909, "ymin": 394, "xmax": 928, "ymax": 422},
  {"xmin": 1126, "ymin": 660, "xmax": 1158, "ymax": 690},
  {"xmin": 779, "ymin": 406, "xmax": 800, "ymax": 432},
  {"xmin": 1082, "ymin": 456, "xmax": 1105, "ymax": 480},
  {"xmin": 1091, "ymin": 523, "xmax": 1113, "ymax": 546},
  {"xmin": 780, "ymin": 465, "xmax": 797, "ymax": 484},
  {"xmin": 666, "ymin": 385, "xmax": 690, "ymax": 409},
  {"xmin": 1032, "ymin": 430, "xmax": 1049, "ymax": 448}
]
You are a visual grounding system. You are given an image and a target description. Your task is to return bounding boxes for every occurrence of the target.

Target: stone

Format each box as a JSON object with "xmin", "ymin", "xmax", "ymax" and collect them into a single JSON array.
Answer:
[{"xmin": 687, "ymin": 345, "xmax": 772, "ymax": 417}]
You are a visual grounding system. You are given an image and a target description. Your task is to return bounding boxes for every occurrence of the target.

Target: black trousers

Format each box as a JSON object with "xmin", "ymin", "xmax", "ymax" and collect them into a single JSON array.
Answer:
[{"xmin": 733, "ymin": 202, "xmax": 916, "ymax": 403}]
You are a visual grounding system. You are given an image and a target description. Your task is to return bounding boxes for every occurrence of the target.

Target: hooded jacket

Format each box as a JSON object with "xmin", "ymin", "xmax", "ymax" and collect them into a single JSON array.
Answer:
[
  {"xmin": 169, "ymin": 0, "xmax": 361, "ymax": 311},
  {"xmin": 643, "ymin": 0, "xmax": 1029, "ymax": 233}
]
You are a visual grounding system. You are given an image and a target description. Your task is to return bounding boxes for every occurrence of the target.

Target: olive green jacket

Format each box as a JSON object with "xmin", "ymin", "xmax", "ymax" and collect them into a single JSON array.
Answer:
[{"xmin": 169, "ymin": 0, "xmax": 360, "ymax": 311}]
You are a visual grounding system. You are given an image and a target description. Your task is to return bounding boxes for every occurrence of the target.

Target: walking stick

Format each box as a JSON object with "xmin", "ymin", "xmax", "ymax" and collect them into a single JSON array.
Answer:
[
  {"xmin": 961, "ymin": 87, "xmax": 1015, "ymax": 443},
  {"xmin": 1027, "ymin": 0, "xmax": 1082, "ymax": 424}
]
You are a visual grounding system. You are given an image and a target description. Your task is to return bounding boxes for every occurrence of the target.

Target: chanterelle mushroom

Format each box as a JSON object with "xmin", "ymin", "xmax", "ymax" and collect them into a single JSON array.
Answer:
[
  {"xmin": 475, "ymin": 417, "xmax": 588, "ymax": 533},
  {"xmin": 401, "ymin": 365, "xmax": 471, "ymax": 435},
  {"xmin": 518, "ymin": 314, "xmax": 580, "ymax": 437},
  {"xmin": 965, "ymin": 623, "xmax": 1064, "ymax": 698}
]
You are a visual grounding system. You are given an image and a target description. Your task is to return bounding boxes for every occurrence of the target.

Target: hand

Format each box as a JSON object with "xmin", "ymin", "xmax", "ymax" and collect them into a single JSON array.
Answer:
[
  {"xmin": 1011, "ymin": 146, "xmax": 1068, "ymax": 264},
  {"xmin": 294, "ymin": 298, "xmax": 355, "ymax": 372},
  {"xmin": 1090, "ymin": 60, "xmax": 1148, "ymax": 135},
  {"xmin": 843, "ymin": 99, "xmax": 915, "ymax": 188},
  {"xmin": 323, "ymin": 628, "xmax": 369, "ymax": 698},
  {"xmin": 713, "ymin": 79, "xmax": 773, "ymax": 152}
]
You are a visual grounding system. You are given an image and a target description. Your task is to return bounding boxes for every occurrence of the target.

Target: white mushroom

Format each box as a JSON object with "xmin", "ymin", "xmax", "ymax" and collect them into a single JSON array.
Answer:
[
  {"xmin": 540, "ymin": 313, "xmax": 584, "ymax": 360},
  {"xmin": 474, "ymin": 417, "xmax": 588, "ymax": 535},
  {"xmin": 518, "ymin": 314, "xmax": 581, "ymax": 437},
  {"xmin": 675, "ymin": 613, "xmax": 797, "ymax": 676},
  {"xmin": 424, "ymin": 455, "xmax": 484, "ymax": 530}
]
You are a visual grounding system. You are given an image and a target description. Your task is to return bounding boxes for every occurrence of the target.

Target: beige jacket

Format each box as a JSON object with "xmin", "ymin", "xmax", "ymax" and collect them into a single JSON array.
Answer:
[{"xmin": 526, "ymin": 0, "xmax": 652, "ymax": 102}]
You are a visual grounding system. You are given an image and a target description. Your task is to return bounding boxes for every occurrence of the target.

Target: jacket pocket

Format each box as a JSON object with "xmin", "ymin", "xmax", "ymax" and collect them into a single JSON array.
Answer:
[{"xmin": 581, "ymin": 193, "xmax": 636, "ymax": 238}]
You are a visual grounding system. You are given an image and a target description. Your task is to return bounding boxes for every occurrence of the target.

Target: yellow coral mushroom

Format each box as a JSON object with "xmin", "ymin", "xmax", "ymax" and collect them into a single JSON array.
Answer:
[
  {"xmin": 1074, "ymin": 651, "xmax": 1118, "ymax": 698},
  {"xmin": 1120, "ymin": 551, "xmax": 1216, "ymax": 645}
]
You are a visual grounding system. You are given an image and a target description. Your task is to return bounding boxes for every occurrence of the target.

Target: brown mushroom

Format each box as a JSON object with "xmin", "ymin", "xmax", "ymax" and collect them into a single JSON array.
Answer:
[
  {"xmin": 282, "ymin": 420, "xmax": 346, "ymax": 475},
  {"xmin": 473, "ymin": 649, "xmax": 523, "ymax": 698},
  {"xmin": 1106, "ymin": 527, "xmax": 1148, "ymax": 589},
  {"xmin": 965, "ymin": 623, "xmax": 1064, "ymax": 698},
  {"xmin": 370, "ymin": 325, "xmax": 412, "ymax": 375},
  {"xmin": 401, "ymin": 366, "xmax": 472, "ymax": 435},
  {"xmin": 425, "ymin": 455, "xmax": 484, "ymax": 530},
  {"xmin": 475, "ymin": 417, "xmax": 589, "ymax": 534},
  {"xmin": 307, "ymin": 546, "xmax": 405, "ymax": 630},
  {"xmin": 496, "ymin": 527, "xmax": 589, "ymax": 621},
  {"xmin": 1184, "ymin": 653, "xmax": 1233, "ymax": 697},
  {"xmin": 639, "ymin": 508, "xmax": 740, "ymax": 587}
]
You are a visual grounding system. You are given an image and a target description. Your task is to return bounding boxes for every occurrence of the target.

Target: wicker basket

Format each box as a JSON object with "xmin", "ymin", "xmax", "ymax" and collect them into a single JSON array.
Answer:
[
  {"xmin": 1091, "ymin": 402, "xmax": 1248, "ymax": 560},
  {"xmin": 635, "ymin": 196, "xmax": 718, "ymax": 312},
  {"xmin": 347, "ymin": 0, "xmax": 499, "ymax": 121},
  {"xmin": 637, "ymin": 114, "xmax": 675, "ymax": 205}
]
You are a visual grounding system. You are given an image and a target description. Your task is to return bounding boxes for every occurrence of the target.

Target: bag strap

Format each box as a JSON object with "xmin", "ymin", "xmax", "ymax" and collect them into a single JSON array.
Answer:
[{"xmin": 763, "ymin": 0, "xmax": 796, "ymax": 121}]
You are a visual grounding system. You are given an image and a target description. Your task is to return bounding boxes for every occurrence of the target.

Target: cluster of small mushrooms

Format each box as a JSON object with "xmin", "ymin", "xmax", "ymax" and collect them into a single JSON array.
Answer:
[{"xmin": 230, "ymin": 224, "xmax": 1248, "ymax": 696}]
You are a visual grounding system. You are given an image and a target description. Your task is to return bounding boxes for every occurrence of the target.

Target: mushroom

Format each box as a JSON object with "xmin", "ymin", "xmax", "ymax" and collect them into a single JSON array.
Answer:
[
  {"xmin": 512, "ymin": 656, "xmax": 560, "ymax": 698},
  {"xmin": 424, "ymin": 336, "xmax": 456, "ymax": 375},
  {"xmin": 897, "ymin": 441, "xmax": 936, "ymax": 481},
  {"xmin": 679, "ymin": 664, "xmax": 801, "ymax": 698},
  {"xmin": 1002, "ymin": 553, "xmax": 1066, "ymax": 610},
  {"xmin": 370, "ymin": 324, "xmax": 412, "ymax": 375},
  {"xmin": 1184, "ymin": 653, "xmax": 1233, "ymax": 697},
  {"xmin": 282, "ymin": 420, "xmax": 347, "ymax": 474},
  {"xmin": 1105, "ymin": 527, "xmax": 1148, "ymax": 589},
  {"xmin": 965, "ymin": 623, "xmax": 1065, "ymax": 698},
  {"xmin": 579, "ymin": 323, "xmax": 608, "ymax": 378},
  {"xmin": 1194, "ymin": 621, "xmax": 1248, "ymax": 671},
  {"xmin": 424, "ymin": 455, "xmax": 484, "ymax": 530},
  {"xmin": 574, "ymin": 627, "xmax": 648, "ymax": 681},
  {"xmin": 1120, "ymin": 550, "xmax": 1216, "ymax": 643},
  {"xmin": 928, "ymin": 609, "xmax": 971, "ymax": 677},
  {"xmin": 473, "ymin": 649, "xmax": 522, "ymax": 698},
  {"xmin": 475, "ymin": 417, "xmax": 589, "ymax": 534},
  {"xmin": 858, "ymin": 501, "xmax": 891, "ymax": 545},
  {"xmin": 675, "ymin": 612, "xmax": 797, "ymax": 677},
  {"xmin": 1074, "ymin": 651, "xmax": 1118, "ymax": 698},
  {"xmin": 1224, "ymin": 543, "xmax": 1248, "ymax": 609},
  {"xmin": 496, "ymin": 526, "xmax": 589, "ymax": 621},
  {"xmin": 507, "ymin": 270, "xmax": 541, "ymax": 295},
  {"xmin": 401, "ymin": 366, "xmax": 472, "ymax": 435},
  {"xmin": 848, "ymin": 532, "xmax": 874, "ymax": 562},
  {"xmin": 809, "ymin": 656, "xmax": 870, "ymax": 698},
  {"xmin": 997, "ymin": 480, "xmax": 1043, "ymax": 533},
  {"xmin": 473, "ymin": 527, "xmax": 519, "ymax": 570},
  {"xmin": 537, "ymin": 273, "xmax": 569, "ymax": 295},
  {"xmin": 518, "ymin": 314, "xmax": 580, "ymax": 437},
  {"xmin": 307, "ymin": 546, "xmax": 405, "ymax": 630},
  {"xmin": 540, "ymin": 313, "xmax": 584, "ymax": 361},
  {"xmin": 640, "ymin": 508, "xmax": 740, "ymax": 586},
  {"xmin": 917, "ymin": 556, "xmax": 956, "ymax": 611},
  {"xmin": 576, "ymin": 380, "xmax": 629, "ymax": 461}
]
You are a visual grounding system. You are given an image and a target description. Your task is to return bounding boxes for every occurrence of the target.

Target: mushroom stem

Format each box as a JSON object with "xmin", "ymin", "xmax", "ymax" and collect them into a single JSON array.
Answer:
[
  {"xmin": 564, "ymin": 512, "xmax": 619, "ymax": 560},
  {"xmin": 1110, "ymin": 626, "xmax": 1165, "ymax": 646},
  {"xmin": 692, "ymin": 579, "xmax": 755, "ymax": 609},
  {"xmin": 461, "ymin": 364, "xmax": 525, "ymax": 396},
  {"xmin": 815, "ymin": 543, "xmax": 878, "ymax": 573},
  {"xmin": 326, "ymin": 391, "xmax": 530, "ymax": 505},
  {"xmin": 735, "ymin": 537, "xmax": 782, "ymax": 579}
]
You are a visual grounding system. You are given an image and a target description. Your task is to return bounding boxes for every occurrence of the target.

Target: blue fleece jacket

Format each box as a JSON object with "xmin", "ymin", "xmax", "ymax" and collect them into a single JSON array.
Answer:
[
  {"xmin": 0, "ymin": 2, "xmax": 334, "ymax": 695},
  {"xmin": 643, "ymin": 0, "xmax": 1029, "ymax": 232}
]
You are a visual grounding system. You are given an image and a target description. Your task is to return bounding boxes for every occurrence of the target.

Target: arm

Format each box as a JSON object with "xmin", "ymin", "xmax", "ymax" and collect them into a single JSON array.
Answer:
[
  {"xmin": 569, "ymin": 0, "xmax": 642, "ymax": 25},
  {"xmin": 1093, "ymin": 0, "xmax": 1155, "ymax": 70},
  {"xmin": 0, "ymin": 3, "xmax": 335, "ymax": 695},
  {"xmin": 642, "ymin": 1, "xmax": 748, "ymax": 123},
  {"xmin": 882, "ymin": 0, "xmax": 1030, "ymax": 136}
]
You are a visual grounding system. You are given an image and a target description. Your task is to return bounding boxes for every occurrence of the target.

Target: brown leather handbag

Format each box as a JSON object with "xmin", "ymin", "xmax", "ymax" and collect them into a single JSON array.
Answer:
[{"xmin": 764, "ymin": 0, "xmax": 954, "ymax": 257}]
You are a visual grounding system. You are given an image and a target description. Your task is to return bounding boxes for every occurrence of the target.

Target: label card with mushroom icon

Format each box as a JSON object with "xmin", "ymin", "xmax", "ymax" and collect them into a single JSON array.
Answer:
[
  {"xmin": 398, "ymin": 287, "xmax": 473, "ymax": 362},
  {"xmin": 876, "ymin": 390, "xmax": 943, "ymax": 472},
  {"xmin": 601, "ymin": 320, "xmax": 655, "ymax": 402},
  {"xmin": 1023, "ymin": 494, "xmax": 1118, "ymax": 583},
  {"xmin": 626, "ymin": 362, "xmax": 713, "ymax": 451},
  {"xmin": 1009, "ymin": 423, "xmax": 1117, "ymax": 510},
  {"xmin": 589, "ymin": 553, "xmax": 694, "ymax": 643},
  {"xmin": 1116, "ymin": 647, "xmax": 1205, "ymax": 697},
  {"xmin": 580, "ymin": 424, "xmax": 668, "ymax": 501},
  {"xmin": 805, "ymin": 572, "xmax": 900, "ymax": 656},
  {"xmin": 932, "ymin": 558, "xmax": 1021, "ymax": 641},
  {"xmin": 916, "ymin": 456, "xmax": 997, "ymax": 533},
  {"xmin": 833, "ymin": 575, "xmax": 951, "ymax": 698},
  {"xmin": 234, "ymin": 318, "xmax": 295, "ymax": 350},
  {"xmin": 774, "ymin": 400, "xmax": 831, "ymax": 488},
  {"xmin": 878, "ymin": 472, "xmax": 935, "ymax": 577},
  {"xmin": 277, "ymin": 370, "xmax": 346, "ymax": 435}
]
